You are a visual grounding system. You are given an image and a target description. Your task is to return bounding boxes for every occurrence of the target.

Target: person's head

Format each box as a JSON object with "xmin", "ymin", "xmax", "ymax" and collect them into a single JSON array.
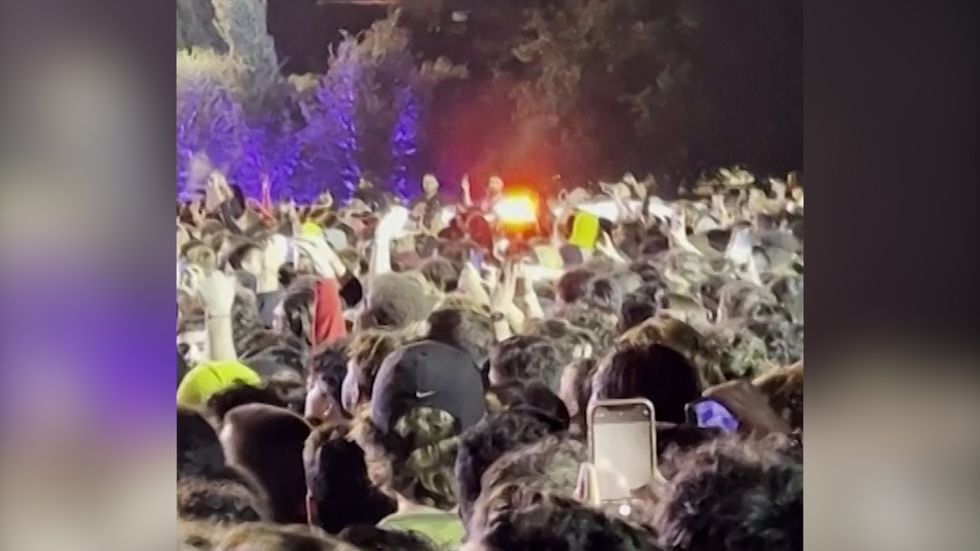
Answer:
[
  {"xmin": 361, "ymin": 340, "xmax": 488, "ymax": 509},
  {"xmin": 307, "ymin": 338, "xmax": 351, "ymax": 423},
  {"xmin": 216, "ymin": 523, "xmax": 356, "ymax": 551},
  {"xmin": 426, "ymin": 307, "xmax": 494, "ymax": 367},
  {"xmin": 469, "ymin": 435, "xmax": 586, "ymax": 536},
  {"xmin": 655, "ymin": 436, "xmax": 802, "ymax": 551},
  {"xmin": 583, "ymin": 276, "xmax": 623, "ymax": 314},
  {"xmin": 342, "ymin": 330, "xmax": 406, "ymax": 415},
  {"xmin": 752, "ymin": 362, "xmax": 804, "ymax": 430},
  {"xmin": 490, "ymin": 381, "xmax": 570, "ymax": 430},
  {"xmin": 653, "ymin": 317, "xmax": 725, "ymax": 387},
  {"xmin": 178, "ymin": 316, "xmax": 209, "ymax": 368},
  {"xmin": 357, "ymin": 406, "xmax": 460, "ymax": 511},
  {"xmin": 523, "ymin": 318, "xmax": 596, "ymax": 366},
  {"xmin": 489, "ymin": 336, "xmax": 562, "ymax": 392},
  {"xmin": 556, "ymin": 267, "xmax": 595, "ymax": 306},
  {"xmin": 240, "ymin": 334, "xmax": 308, "ymax": 383},
  {"xmin": 204, "ymin": 383, "xmax": 288, "ymax": 426},
  {"xmin": 488, "ymin": 176, "xmax": 504, "ymax": 194},
  {"xmin": 177, "ymin": 473, "xmax": 272, "ymax": 524},
  {"xmin": 177, "ymin": 360, "xmax": 262, "ymax": 409},
  {"xmin": 422, "ymin": 173, "xmax": 440, "ymax": 197},
  {"xmin": 220, "ymin": 404, "xmax": 313, "ymax": 524},
  {"xmin": 561, "ymin": 304, "xmax": 618, "ymax": 357},
  {"xmin": 465, "ymin": 495, "xmax": 662, "ymax": 551},
  {"xmin": 183, "ymin": 240, "xmax": 218, "ymax": 271},
  {"xmin": 304, "ymin": 422, "xmax": 396, "ymax": 534},
  {"xmin": 178, "ymin": 406, "xmax": 225, "ymax": 479},
  {"xmin": 227, "ymin": 242, "xmax": 263, "ymax": 278},
  {"xmin": 338, "ymin": 525, "xmax": 438, "ymax": 551},
  {"xmin": 361, "ymin": 271, "xmax": 441, "ymax": 331},
  {"xmin": 419, "ymin": 257, "xmax": 460, "ymax": 293},
  {"xmin": 617, "ymin": 317, "xmax": 665, "ymax": 349},
  {"xmin": 592, "ymin": 344, "xmax": 702, "ymax": 424},
  {"xmin": 280, "ymin": 277, "xmax": 318, "ymax": 344},
  {"xmin": 620, "ymin": 290, "xmax": 658, "ymax": 333},
  {"xmin": 455, "ymin": 410, "xmax": 563, "ymax": 527}
]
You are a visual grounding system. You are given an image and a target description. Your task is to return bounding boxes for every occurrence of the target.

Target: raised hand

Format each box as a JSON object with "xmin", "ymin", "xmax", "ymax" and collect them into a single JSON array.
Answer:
[
  {"xmin": 196, "ymin": 269, "xmax": 237, "ymax": 317},
  {"xmin": 376, "ymin": 205, "xmax": 409, "ymax": 240}
]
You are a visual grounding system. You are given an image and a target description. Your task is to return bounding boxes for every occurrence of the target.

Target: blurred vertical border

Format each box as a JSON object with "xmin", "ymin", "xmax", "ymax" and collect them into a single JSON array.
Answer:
[
  {"xmin": 0, "ymin": 0, "xmax": 176, "ymax": 549},
  {"xmin": 806, "ymin": 1, "xmax": 980, "ymax": 550}
]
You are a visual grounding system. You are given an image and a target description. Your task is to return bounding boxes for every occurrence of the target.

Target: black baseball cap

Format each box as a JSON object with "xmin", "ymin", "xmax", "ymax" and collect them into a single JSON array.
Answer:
[{"xmin": 371, "ymin": 340, "xmax": 487, "ymax": 435}]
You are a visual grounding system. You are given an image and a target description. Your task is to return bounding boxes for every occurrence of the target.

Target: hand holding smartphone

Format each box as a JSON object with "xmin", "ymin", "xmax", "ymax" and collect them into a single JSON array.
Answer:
[{"xmin": 587, "ymin": 398, "xmax": 660, "ymax": 507}]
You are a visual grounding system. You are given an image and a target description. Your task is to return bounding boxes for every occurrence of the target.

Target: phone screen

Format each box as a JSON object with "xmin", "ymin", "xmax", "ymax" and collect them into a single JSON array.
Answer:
[
  {"xmin": 687, "ymin": 399, "xmax": 739, "ymax": 434},
  {"xmin": 590, "ymin": 401, "xmax": 655, "ymax": 502}
]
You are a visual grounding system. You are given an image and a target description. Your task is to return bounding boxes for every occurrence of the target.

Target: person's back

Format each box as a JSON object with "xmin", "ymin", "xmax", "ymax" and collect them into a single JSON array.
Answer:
[{"xmin": 357, "ymin": 340, "xmax": 489, "ymax": 549}]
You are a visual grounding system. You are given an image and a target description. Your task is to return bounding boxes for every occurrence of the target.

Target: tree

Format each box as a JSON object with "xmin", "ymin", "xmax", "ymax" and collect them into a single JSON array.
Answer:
[
  {"xmin": 401, "ymin": 0, "xmax": 802, "ymax": 185},
  {"xmin": 177, "ymin": 0, "xmax": 226, "ymax": 52},
  {"xmin": 299, "ymin": 12, "xmax": 466, "ymax": 200}
]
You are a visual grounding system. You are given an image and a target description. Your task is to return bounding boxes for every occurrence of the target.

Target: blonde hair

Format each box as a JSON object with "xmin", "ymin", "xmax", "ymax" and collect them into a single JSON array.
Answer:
[
  {"xmin": 356, "ymin": 407, "xmax": 460, "ymax": 511},
  {"xmin": 346, "ymin": 325, "xmax": 425, "ymax": 406}
]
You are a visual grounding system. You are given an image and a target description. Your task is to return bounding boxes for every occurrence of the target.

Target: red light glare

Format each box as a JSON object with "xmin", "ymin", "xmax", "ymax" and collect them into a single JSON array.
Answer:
[{"xmin": 493, "ymin": 194, "xmax": 538, "ymax": 225}]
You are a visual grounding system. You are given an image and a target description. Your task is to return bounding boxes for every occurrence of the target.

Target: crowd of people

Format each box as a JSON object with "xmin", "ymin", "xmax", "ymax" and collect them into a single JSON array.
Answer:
[{"xmin": 176, "ymin": 167, "xmax": 804, "ymax": 551}]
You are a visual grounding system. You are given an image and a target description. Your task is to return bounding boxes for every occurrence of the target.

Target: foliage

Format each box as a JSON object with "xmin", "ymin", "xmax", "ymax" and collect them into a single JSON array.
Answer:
[
  {"xmin": 176, "ymin": 0, "xmax": 800, "ymax": 198},
  {"xmin": 177, "ymin": 0, "xmax": 225, "ymax": 53},
  {"xmin": 401, "ymin": 0, "xmax": 802, "ymax": 183},
  {"xmin": 177, "ymin": 5, "xmax": 463, "ymax": 201}
]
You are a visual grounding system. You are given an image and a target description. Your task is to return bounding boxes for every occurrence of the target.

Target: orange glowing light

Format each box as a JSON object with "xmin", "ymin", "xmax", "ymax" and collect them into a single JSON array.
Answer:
[{"xmin": 493, "ymin": 193, "xmax": 538, "ymax": 226}]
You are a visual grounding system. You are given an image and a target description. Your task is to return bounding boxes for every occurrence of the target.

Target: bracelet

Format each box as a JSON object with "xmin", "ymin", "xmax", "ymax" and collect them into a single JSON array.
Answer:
[
  {"xmin": 490, "ymin": 311, "xmax": 506, "ymax": 323},
  {"xmin": 206, "ymin": 313, "xmax": 232, "ymax": 321}
]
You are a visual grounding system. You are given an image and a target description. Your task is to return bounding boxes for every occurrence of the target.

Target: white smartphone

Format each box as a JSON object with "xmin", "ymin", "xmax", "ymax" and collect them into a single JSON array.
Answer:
[{"xmin": 587, "ymin": 398, "xmax": 657, "ymax": 504}]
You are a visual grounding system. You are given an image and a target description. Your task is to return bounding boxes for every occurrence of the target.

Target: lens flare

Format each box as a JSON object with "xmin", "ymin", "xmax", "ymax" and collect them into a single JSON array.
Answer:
[{"xmin": 493, "ymin": 193, "xmax": 538, "ymax": 226}]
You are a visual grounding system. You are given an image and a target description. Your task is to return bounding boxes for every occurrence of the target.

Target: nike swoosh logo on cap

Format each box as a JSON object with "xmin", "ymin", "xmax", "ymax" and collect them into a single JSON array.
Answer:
[{"xmin": 415, "ymin": 390, "xmax": 436, "ymax": 399}]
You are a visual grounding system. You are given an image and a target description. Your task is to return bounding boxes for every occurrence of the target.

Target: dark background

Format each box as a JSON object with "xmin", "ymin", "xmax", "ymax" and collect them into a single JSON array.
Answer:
[{"xmin": 179, "ymin": 0, "xmax": 803, "ymax": 186}]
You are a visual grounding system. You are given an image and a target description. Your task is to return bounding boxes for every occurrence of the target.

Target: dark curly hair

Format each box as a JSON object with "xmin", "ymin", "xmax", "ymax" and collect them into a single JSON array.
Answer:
[
  {"xmin": 455, "ymin": 410, "xmax": 563, "ymax": 527},
  {"xmin": 470, "ymin": 435, "xmax": 586, "ymax": 536},
  {"xmin": 177, "ymin": 472, "xmax": 271, "ymax": 524},
  {"xmin": 655, "ymin": 436, "xmax": 802, "ymax": 551},
  {"xmin": 426, "ymin": 306, "xmax": 495, "ymax": 366},
  {"xmin": 309, "ymin": 338, "xmax": 352, "ymax": 418},
  {"xmin": 475, "ymin": 494, "xmax": 662, "ymax": 551},
  {"xmin": 304, "ymin": 422, "xmax": 396, "ymax": 534},
  {"xmin": 489, "ymin": 335, "xmax": 563, "ymax": 392},
  {"xmin": 177, "ymin": 406, "xmax": 224, "ymax": 480},
  {"xmin": 556, "ymin": 267, "xmax": 596, "ymax": 305}
]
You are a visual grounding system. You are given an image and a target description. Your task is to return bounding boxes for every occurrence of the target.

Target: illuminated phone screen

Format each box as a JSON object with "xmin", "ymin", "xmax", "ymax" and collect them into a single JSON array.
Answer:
[{"xmin": 590, "ymin": 402, "xmax": 655, "ymax": 501}]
